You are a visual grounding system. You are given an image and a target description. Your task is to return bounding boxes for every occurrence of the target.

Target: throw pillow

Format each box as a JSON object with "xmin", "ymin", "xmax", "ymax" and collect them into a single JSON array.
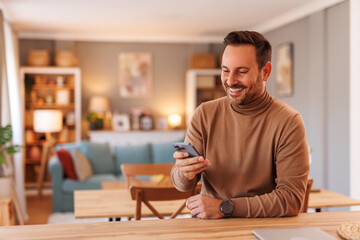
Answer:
[
  {"xmin": 71, "ymin": 149, "xmax": 93, "ymax": 181},
  {"xmin": 56, "ymin": 148, "xmax": 77, "ymax": 180},
  {"xmin": 114, "ymin": 144, "xmax": 151, "ymax": 175},
  {"xmin": 79, "ymin": 141, "xmax": 114, "ymax": 174}
]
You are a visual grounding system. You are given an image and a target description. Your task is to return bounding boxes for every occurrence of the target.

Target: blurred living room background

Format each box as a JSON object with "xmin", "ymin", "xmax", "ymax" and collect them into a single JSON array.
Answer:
[{"xmin": 1, "ymin": 0, "xmax": 360, "ymax": 225}]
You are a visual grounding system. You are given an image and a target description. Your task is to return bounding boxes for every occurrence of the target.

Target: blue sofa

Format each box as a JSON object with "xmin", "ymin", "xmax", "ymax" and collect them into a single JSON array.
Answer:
[{"xmin": 48, "ymin": 140, "xmax": 178, "ymax": 212}]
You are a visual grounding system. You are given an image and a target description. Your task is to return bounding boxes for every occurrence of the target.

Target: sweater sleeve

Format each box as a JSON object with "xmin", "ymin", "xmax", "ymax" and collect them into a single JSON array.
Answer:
[
  {"xmin": 171, "ymin": 106, "xmax": 203, "ymax": 192},
  {"xmin": 232, "ymin": 114, "xmax": 310, "ymax": 217}
]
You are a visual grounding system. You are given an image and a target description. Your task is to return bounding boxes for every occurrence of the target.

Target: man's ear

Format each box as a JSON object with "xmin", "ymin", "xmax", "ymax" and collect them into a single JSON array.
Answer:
[{"xmin": 262, "ymin": 62, "xmax": 272, "ymax": 82}]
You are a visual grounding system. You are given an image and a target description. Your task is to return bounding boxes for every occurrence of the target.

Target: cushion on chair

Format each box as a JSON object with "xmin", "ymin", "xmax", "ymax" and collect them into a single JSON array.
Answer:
[
  {"xmin": 151, "ymin": 139, "xmax": 183, "ymax": 164},
  {"xmin": 71, "ymin": 149, "xmax": 93, "ymax": 181},
  {"xmin": 79, "ymin": 141, "xmax": 115, "ymax": 174},
  {"xmin": 114, "ymin": 144, "xmax": 151, "ymax": 175},
  {"xmin": 56, "ymin": 148, "xmax": 77, "ymax": 180}
]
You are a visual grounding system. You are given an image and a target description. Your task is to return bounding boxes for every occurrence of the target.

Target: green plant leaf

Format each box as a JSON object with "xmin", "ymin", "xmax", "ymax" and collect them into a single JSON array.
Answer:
[
  {"xmin": 0, "ymin": 153, "xmax": 5, "ymax": 164},
  {"xmin": 0, "ymin": 125, "xmax": 13, "ymax": 146},
  {"xmin": 6, "ymin": 145, "xmax": 22, "ymax": 154}
]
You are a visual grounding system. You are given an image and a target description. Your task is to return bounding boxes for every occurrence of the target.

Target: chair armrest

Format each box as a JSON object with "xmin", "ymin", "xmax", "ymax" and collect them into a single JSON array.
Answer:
[{"xmin": 48, "ymin": 155, "xmax": 64, "ymax": 191}]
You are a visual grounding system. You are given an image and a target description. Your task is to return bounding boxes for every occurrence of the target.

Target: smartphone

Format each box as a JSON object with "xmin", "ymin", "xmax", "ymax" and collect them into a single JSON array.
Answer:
[{"xmin": 172, "ymin": 142, "xmax": 200, "ymax": 157}]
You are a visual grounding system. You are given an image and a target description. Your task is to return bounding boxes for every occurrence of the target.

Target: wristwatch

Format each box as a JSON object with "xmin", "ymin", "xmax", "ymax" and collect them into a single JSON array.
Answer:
[{"xmin": 220, "ymin": 199, "xmax": 234, "ymax": 218}]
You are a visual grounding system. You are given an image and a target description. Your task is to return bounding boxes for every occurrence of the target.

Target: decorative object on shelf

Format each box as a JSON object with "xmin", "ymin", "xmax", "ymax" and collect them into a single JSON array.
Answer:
[
  {"xmin": 276, "ymin": 42, "xmax": 293, "ymax": 97},
  {"xmin": 140, "ymin": 112, "xmax": 153, "ymax": 131},
  {"xmin": 168, "ymin": 114, "xmax": 182, "ymax": 129},
  {"xmin": 25, "ymin": 129, "xmax": 35, "ymax": 143},
  {"xmin": 191, "ymin": 53, "xmax": 216, "ymax": 69},
  {"xmin": 33, "ymin": 110, "xmax": 63, "ymax": 197},
  {"xmin": 27, "ymin": 49, "xmax": 50, "ymax": 66},
  {"xmin": 55, "ymin": 50, "xmax": 78, "ymax": 67},
  {"xmin": 45, "ymin": 95, "xmax": 54, "ymax": 104},
  {"xmin": 87, "ymin": 96, "xmax": 111, "ymax": 130},
  {"xmin": 28, "ymin": 146, "xmax": 41, "ymax": 162},
  {"xmin": 56, "ymin": 76, "xmax": 64, "ymax": 87},
  {"xmin": 119, "ymin": 52, "xmax": 153, "ymax": 98},
  {"xmin": 112, "ymin": 114, "xmax": 130, "ymax": 131},
  {"xmin": 56, "ymin": 89, "xmax": 70, "ymax": 105},
  {"xmin": 156, "ymin": 117, "xmax": 168, "ymax": 130},
  {"xmin": 66, "ymin": 112, "xmax": 75, "ymax": 126},
  {"xmin": 130, "ymin": 107, "xmax": 143, "ymax": 130},
  {"xmin": 35, "ymin": 75, "xmax": 47, "ymax": 85}
]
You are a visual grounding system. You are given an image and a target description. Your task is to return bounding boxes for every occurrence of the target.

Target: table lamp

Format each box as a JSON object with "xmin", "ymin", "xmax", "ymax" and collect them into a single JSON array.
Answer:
[
  {"xmin": 168, "ymin": 114, "xmax": 182, "ymax": 129},
  {"xmin": 33, "ymin": 109, "xmax": 63, "ymax": 197},
  {"xmin": 88, "ymin": 96, "xmax": 111, "ymax": 129}
]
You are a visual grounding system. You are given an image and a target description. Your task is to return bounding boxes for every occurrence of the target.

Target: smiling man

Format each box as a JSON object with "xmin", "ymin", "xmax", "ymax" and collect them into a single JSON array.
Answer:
[{"xmin": 171, "ymin": 31, "xmax": 310, "ymax": 219}]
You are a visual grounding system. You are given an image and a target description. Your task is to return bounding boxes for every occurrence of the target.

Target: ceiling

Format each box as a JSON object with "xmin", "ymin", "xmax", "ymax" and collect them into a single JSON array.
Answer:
[{"xmin": 0, "ymin": 0, "xmax": 344, "ymax": 43}]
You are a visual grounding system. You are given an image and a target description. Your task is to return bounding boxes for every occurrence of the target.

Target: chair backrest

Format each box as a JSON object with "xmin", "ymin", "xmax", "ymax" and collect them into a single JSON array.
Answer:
[
  {"xmin": 300, "ymin": 177, "xmax": 313, "ymax": 213},
  {"xmin": 121, "ymin": 163, "xmax": 174, "ymax": 189},
  {"xmin": 130, "ymin": 184, "xmax": 201, "ymax": 220}
]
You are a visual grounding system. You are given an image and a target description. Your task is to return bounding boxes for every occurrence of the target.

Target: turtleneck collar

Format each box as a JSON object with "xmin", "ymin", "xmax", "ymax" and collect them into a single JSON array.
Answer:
[{"xmin": 229, "ymin": 88, "xmax": 273, "ymax": 116}]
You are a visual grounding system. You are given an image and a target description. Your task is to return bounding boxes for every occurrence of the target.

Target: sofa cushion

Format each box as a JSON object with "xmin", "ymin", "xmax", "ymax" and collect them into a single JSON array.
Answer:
[
  {"xmin": 62, "ymin": 174, "xmax": 117, "ymax": 192},
  {"xmin": 71, "ymin": 149, "xmax": 93, "ymax": 181},
  {"xmin": 79, "ymin": 141, "xmax": 115, "ymax": 174},
  {"xmin": 56, "ymin": 148, "xmax": 77, "ymax": 180},
  {"xmin": 55, "ymin": 141, "xmax": 82, "ymax": 152},
  {"xmin": 114, "ymin": 143, "xmax": 151, "ymax": 175},
  {"xmin": 151, "ymin": 140, "xmax": 182, "ymax": 164}
]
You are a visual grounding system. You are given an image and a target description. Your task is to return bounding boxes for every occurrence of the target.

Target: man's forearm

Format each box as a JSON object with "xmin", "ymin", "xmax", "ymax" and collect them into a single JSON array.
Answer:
[{"xmin": 171, "ymin": 165, "xmax": 199, "ymax": 192}]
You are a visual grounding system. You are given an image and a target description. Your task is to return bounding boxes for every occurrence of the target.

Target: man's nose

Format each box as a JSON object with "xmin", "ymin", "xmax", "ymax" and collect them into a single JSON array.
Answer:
[{"xmin": 227, "ymin": 72, "xmax": 238, "ymax": 86}]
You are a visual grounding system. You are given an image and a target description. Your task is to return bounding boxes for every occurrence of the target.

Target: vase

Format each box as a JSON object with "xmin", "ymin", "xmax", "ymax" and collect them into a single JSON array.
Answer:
[{"xmin": 0, "ymin": 177, "xmax": 12, "ymax": 198}]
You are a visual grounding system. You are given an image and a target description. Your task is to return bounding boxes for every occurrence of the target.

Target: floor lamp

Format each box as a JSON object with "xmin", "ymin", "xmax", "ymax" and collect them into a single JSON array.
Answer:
[{"xmin": 33, "ymin": 110, "xmax": 63, "ymax": 197}]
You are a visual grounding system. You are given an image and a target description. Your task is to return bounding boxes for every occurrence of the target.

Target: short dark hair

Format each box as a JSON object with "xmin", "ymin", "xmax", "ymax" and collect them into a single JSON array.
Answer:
[{"xmin": 223, "ymin": 31, "xmax": 272, "ymax": 70}]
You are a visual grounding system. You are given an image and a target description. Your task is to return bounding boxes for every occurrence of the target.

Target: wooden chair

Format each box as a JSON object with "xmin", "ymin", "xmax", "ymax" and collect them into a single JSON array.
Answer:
[
  {"xmin": 121, "ymin": 163, "xmax": 174, "ymax": 189},
  {"xmin": 130, "ymin": 184, "xmax": 201, "ymax": 220},
  {"xmin": 300, "ymin": 177, "xmax": 314, "ymax": 213}
]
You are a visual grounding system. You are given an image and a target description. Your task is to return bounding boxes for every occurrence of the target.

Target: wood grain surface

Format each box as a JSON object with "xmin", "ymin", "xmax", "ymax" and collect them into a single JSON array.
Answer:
[{"xmin": 1, "ymin": 211, "xmax": 360, "ymax": 239}]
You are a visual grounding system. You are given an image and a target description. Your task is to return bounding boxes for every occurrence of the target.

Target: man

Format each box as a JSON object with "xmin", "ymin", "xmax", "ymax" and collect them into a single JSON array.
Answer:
[{"xmin": 171, "ymin": 31, "xmax": 309, "ymax": 219}]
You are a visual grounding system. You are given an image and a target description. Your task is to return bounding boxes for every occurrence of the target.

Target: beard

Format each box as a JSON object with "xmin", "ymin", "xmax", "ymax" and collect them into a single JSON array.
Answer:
[{"xmin": 224, "ymin": 75, "xmax": 263, "ymax": 107}]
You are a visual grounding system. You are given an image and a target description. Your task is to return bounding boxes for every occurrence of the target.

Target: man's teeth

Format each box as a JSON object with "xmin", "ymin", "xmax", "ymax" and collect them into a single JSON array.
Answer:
[{"xmin": 230, "ymin": 88, "xmax": 243, "ymax": 92}]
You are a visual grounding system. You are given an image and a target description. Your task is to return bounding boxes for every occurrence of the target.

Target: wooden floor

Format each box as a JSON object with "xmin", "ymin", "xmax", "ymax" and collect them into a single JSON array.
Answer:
[{"xmin": 25, "ymin": 193, "xmax": 52, "ymax": 225}]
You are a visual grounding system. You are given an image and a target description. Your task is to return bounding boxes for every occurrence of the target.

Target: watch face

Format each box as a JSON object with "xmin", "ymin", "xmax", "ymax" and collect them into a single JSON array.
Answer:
[{"xmin": 221, "ymin": 200, "xmax": 234, "ymax": 215}]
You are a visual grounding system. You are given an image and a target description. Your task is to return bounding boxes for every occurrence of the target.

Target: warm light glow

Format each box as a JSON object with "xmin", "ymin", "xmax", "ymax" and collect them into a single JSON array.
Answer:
[
  {"xmin": 88, "ymin": 96, "xmax": 110, "ymax": 112},
  {"xmin": 168, "ymin": 114, "xmax": 182, "ymax": 128},
  {"xmin": 33, "ymin": 110, "xmax": 63, "ymax": 133}
]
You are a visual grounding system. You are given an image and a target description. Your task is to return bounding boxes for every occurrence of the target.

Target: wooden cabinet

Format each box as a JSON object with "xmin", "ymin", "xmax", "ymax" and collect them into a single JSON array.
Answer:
[
  {"xmin": 185, "ymin": 69, "xmax": 225, "ymax": 125},
  {"xmin": 20, "ymin": 67, "xmax": 81, "ymax": 184}
]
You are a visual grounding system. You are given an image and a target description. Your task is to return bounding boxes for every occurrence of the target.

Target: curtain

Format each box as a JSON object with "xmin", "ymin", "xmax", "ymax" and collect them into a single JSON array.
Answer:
[{"xmin": 0, "ymin": 10, "xmax": 28, "ymax": 221}]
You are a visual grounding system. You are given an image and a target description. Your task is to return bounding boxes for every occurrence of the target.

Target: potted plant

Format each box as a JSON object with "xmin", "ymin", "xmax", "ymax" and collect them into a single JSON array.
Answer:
[{"xmin": 0, "ymin": 125, "xmax": 22, "ymax": 198}]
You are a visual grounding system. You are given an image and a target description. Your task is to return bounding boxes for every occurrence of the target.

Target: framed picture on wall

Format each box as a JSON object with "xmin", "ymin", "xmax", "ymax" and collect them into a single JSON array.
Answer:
[
  {"xmin": 112, "ymin": 114, "xmax": 130, "ymax": 131},
  {"xmin": 118, "ymin": 52, "xmax": 153, "ymax": 98},
  {"xmin": 276, "ymin": 43, "xmax": 293, "ymax": 97}
]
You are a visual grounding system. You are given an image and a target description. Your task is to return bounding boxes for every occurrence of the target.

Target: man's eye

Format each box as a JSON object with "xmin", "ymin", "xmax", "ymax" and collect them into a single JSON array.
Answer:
[
  {"xmin": 239, "ymin": 71, "xmax": 248, "ymax": 74},
  {"xmin": 222, "ymin": 69, "xmax": 229, "ymax": 73}
]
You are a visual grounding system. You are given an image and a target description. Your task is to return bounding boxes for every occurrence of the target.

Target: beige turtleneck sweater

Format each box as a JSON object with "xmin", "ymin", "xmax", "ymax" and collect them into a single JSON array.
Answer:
[{"xmin": 171, "ymin": 90, "xmax": 310, "ymax": 217}]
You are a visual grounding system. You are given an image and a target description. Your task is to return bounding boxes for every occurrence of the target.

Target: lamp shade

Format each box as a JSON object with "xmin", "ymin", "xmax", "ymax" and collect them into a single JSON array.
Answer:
[
  {"xmin": 168, "ymin": 114, "xmax": 182, "ymax": 128},
  {"xmin": 33, "ymin": 110, "xmax": 63, "ymax": 133},
  {"xmin": 88, "ymin": 96, "xmax": 110, "ymax": 112}
]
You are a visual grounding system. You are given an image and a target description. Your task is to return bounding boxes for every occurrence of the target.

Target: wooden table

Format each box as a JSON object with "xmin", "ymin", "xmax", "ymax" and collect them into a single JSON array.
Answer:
[
  {"xmin": 308, "ymin": 188, "xmax": 360, "ymax": 211},
  {"xmin": 1, "ymin": 211, "xmax": 360, "ymax": 239},
  {"xmin": 74, "ymin": 189, "xmax": 189, "ymax": 219},
  {"xmin": 75, "ymin": 186, "xmax": 360, "ymax": 219}
]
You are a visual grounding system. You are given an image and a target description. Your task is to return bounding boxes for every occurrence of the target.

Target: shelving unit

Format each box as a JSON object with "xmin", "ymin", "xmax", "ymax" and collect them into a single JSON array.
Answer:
[
  {"xmin": 185, "ymin": 69, "xmax": 225, "ymax": 125},
  {"xmin": 20, "ymin": 67, "xmax": 81, "ymax": 185}
]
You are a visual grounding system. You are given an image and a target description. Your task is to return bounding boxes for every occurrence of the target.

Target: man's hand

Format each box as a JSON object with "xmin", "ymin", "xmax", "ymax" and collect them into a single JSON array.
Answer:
[
  {"xmin": 173, "ymin": 151, "xmax": 211, "ymax": 180},
  {"xmin": 186, "ymin": 194, "xmax": 223, "ymax": 219}
]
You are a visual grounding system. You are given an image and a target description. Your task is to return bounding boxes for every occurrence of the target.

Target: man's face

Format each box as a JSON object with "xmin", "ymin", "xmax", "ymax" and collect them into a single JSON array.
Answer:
[{"xmin": 221, "ymin": 44, "xmax": 267, "ymax": 106}]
